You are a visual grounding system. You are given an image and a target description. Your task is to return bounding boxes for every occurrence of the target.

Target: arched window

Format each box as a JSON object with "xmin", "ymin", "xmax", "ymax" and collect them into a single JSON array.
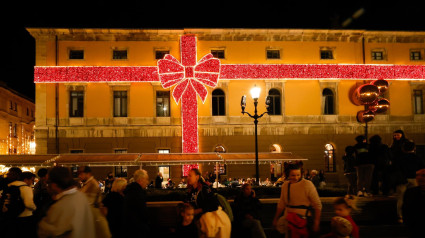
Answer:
[
  {"xmin": 268, "ymin": 89, "xmax": 281, "ymax": 115},
  {"xmin": 324, "ymin": 143, "xmax": 336, "ymax": 172},
  {"xmin": 212, "ymin": 89, "xmax": 225, "ymax": 116},
  {"xmin": 270, "ymin": 144, "xmax": 282, "ymax": 153},
  {"xmin": 322, "ymin": 88, "xmax": 335, "ymax": 115},
  {"xmin": 214, "ymin": 145, "xmax": 226, "ymax": 153}
]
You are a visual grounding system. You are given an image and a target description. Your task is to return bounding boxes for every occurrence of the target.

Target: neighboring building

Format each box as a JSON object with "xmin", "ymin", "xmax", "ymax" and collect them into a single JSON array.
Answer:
[
  {"xmin": 0, "ymin": 81, "xmax": 35, "ymax": 154},
  {"xmin": 28, "ymin": 28, "xmax": 425, "ymax": 183}
]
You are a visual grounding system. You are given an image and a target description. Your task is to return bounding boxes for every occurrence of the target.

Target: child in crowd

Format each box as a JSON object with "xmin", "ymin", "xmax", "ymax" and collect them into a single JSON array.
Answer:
[
  {"xmin": 175, "ymin": 203, "xmax": 198, "ymax": 238},
  {"xmin": 322, "ymin": 195, "xmax": 359, "ymax": 238}
]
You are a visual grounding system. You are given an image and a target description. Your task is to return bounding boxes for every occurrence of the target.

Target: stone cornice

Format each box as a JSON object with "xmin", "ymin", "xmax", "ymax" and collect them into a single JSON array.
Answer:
[{"xmin": 26, "ymin": 28, "xmax": 425, "ymax": 43}]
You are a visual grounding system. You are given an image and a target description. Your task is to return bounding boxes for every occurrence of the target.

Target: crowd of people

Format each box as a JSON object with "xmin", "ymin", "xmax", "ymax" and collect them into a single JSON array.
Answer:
[
  {"xmin": 342, "ymin": 130, "xmax": 425, "ymax": 224},
  {"xmin": 0, "ymin": 131, "xmax": 424, "ymax": 237}
]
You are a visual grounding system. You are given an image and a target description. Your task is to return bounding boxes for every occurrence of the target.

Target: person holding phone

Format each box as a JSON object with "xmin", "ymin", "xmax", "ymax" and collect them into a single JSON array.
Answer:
[{"xmin": 233, "ymin": 183, "xmax": 266, "ymax": 238}]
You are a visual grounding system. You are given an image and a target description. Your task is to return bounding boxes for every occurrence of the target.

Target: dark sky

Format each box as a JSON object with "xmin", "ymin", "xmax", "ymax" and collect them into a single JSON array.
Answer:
[{"xmin": 2, "ymin": 0, "xmax": 424, "ymax": 100}]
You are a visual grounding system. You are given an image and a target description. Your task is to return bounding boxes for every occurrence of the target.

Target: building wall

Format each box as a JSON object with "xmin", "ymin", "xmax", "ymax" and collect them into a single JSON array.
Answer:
[
  {"xmin": 28, "ymin": 29, "xmax": 425, "ymax": 183},
  {"xmin": 0, "ymin": 85, "xmax": 35, "ymax": 154}
]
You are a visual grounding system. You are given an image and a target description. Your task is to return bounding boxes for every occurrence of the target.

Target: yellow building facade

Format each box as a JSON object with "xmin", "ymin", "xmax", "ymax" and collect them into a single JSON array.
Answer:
[
  {"xmin": 0, "ymin": 82, "xmax": 35, "ymax": 155},
  {"xmin": 28, "ymin": 28, "xmax": 425, "ymax": 183}
]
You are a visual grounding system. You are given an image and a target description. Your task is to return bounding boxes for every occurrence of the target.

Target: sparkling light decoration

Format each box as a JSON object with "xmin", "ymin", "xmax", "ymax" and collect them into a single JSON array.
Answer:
[
  {"xmin": 182, "ymin": 164, "xmax": 199, "ymax": 177},
  {"xmin": 34, "ymin": 64, "xmax": 425, "ymax": 83},
  {"xmin": 34, "ymin": 35, "xmax": 425, "ymax": 153},
  {"xmin": 158, "ymin": 35, "xmax": 220, "ymax": 153}
]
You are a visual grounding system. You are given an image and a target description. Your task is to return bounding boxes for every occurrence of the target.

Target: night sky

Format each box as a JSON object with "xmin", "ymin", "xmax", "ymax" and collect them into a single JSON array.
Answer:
[{"xmin": 2, "ymin": 0, "xmax": 424, "ymax": 100}]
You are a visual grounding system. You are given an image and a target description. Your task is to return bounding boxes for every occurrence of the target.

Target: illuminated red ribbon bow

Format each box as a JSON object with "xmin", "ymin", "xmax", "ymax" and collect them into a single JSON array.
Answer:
[
  {"xmin": 156, "ymin": 35, "xmax": 221, "ymax": 153},
  {"xmin": 158, "ymin": 53, "xmax": 220, "ymax": 103}
]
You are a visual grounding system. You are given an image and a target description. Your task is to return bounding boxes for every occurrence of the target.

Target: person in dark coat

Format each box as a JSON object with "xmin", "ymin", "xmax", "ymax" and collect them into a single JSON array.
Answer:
[
  {"xmin": 102, "ymin": 178, "xmax": 127, "ymax": 238},
  {"xmin": 343, "ymin": 146, "xmax": 357, "ymax": 195},
  {"xmin": 402, "ymin": 167, "xmax": 425, "ymax": 238},
  {"xmin": 396, "ymin": 140, "xmax": 425, "ymax": 223},
  {"xmin": 390, "ymin": 129, "xmax": 408, "ymax": 192},
  {"xmin": 184, "ymin": 168, "xmax": 218, "ymax": 217},
  {"xmin": 354, "ymin": 135, "xmax": 374, "ymax": 197},
  {"xmin": 155, "ymin": 172, "xmax": 163, "ymax": 189},
  {"xmin": 369, "ymin": 135, "xmax": 392, "ymax": 195},
  {"xmin": 122, "ymin": 170, "xmax": 150, "ymax": 238},
  {"xmin": 33, "ymin": 168, "xmax": 54, "ymax": 224},
  {"xmin": 233, "ymin": 184, "xmax": 266, "ymax": 238}
]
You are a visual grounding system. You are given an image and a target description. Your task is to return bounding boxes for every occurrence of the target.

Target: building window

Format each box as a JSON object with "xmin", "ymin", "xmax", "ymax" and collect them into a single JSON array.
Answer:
[
  {"xmin": 115, "ymin": 166, "xmax": 128, "ymax": 177},
  {"xmin": 113, "ymin": 50, "xmax": 128, "ymax": 60},
  {"xmin": 268, "ymin": 89, "xmax": 281, "ymax": 115},
  {"xmin": 211, "ymin": 49, "xmax": 225, "ymax": 59},
  {"xmin": 270, "ymin": 144, "xmax": 282, "ymax": 153},
  {"xmin": 212, "ymin": 89, "xmax": 225, "ymax": 116},
  {"xmin": 410, "ymin": 50, "xmax": 423, "ymax": 61},
  {"xmin": 26, "ymin": 108, "xmax": 29, "ymax": 116},
  {"xmin": 155, "ymin": 50, "xmax": 169, "ymax": 59},
  {"xmin": 70, "ymin": 149, "xmax": 84, "ymax": 153},
  {"xmin": 322, "ymin": 88, "xmax": 335, "ymax": 115},
  {"xmin": 320, "ymin": 49, "xmax": 334, "ymax": 60},
  {"xmin": 414, "ymin": 90, "xmax": 424, "ymax": 114},
  {"xmin": 69, "ymin": 49, "xmax": 84, "ymax": 60},
  {"xmin": 371, "ymin": 51, "xmax": 384, "ymax": 60},
  {"xmin": 13, "ymin": 124, "xmax": 17, "ymax": 137},
  {"xmin": 9, "ymin": 101, "xmax": 13, "ymax": 110},
  {"xmin": 325, "ymin": 143, "xmax": 336, "ymax": 172},
  {"xmin": 266, "ymin": 49, "xmax": 281, "ymax": 59},
  {"xmin": 14, "ymin": 103, "xmax": 17, "ymax": 111},
  {"xmin": 113, "ymin": 91, "xmax": 128, "ymax": 117},
  {"xmin": 69, "ymin": 91, "xmax": 84, "ymax": 117},
  {"xmin": 114, "ymin": 149, "xmax": 128, "ymax": 153},
  {"xmin": 156, "ymin": 91, "xmax": 170, "ymax": 117},
  {"xmin": 159, "ymin": 166, "xmax": 170, "ymax": 181},
  {"xmin": 214, "ymin": 145, "xmax": 226, "ymax": 153},
  {"xmin": 158, "ymin": 149, "xmax": 170, "ymax": 153}
]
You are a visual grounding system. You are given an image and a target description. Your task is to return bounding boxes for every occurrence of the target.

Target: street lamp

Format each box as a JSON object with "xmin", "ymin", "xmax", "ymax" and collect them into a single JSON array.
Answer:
[{"xmin": 241, "ymin": 85, "xmax": 271, "ymax": 185}]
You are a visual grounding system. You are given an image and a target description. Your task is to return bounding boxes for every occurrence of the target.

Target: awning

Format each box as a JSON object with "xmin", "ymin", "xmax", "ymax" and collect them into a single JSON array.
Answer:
[
  {"xmin": 0, "ymin": 155, "xmax": 59, "ymax": 167},
  {"xmin": 52, "ymin": 153, "xmax": 141, "ymax": 167},
  {"xmin": 0, "ymin": 153, "xmax": 307, "ymax": 167},
  {"xmin": 138, "ymin": 152, "xmax": 306, "ymax": 166}
]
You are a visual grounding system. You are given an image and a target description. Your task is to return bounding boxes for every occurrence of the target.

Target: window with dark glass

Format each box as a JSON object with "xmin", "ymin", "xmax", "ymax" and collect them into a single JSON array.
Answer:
[
  {"xmin": 414, "ymin": 90, "xmax": 424, "ymax": 114},
  {"xmin": 115, "ymin": 166, "xmax": 128, "ymax": 177},
  {"xmin": 320, "ymin": 50, "xmax": 334, "ymax": 59},
  {"xmin": 114, "ymin": 149, "xmax": 128, "ymax": 153},
  {"xmin": 410, "ymin": 51, "xmax": 422, "ymax": 61},
  {"xmin": 267, "ymin": 49, "xmax": 281, "ymax": 59},
  {"xmin": 156, "ymin": 91, "xmax": 170, "ymax": 117},
  {"xmin": 323, "ymin": 88, "xmax": 335, "ymax": 115},
  {"xmin": 69, "ymin": 91, "xmax": 84, "ymax": 117},
  {"xmin": 211, "ymin": 50, "xmax": 225, "ymax": 59},
  {"xmin": 13, "ymin": 124, "xmax": 17, "ymax": 137},
  {"xmin": 155, "ymin": 50, "xmax": 170, "ymax": 59},
  {"xmin": 113, "ymin": 91, "xmax": 128, "ymax": 117},
  {"xmin": 69, "ymin": 50, "xmax": 84, "ymax": 60},
  {"xmin": 212, "ymin": 89, "xmax": 225, "ymax": 116},
  {"xmin": 268, "ymin": 89, "xmax": 281, "ymax": 115},
  {"xmin": 70, "ymin": 149, "xmax": 84, "ymax": 153},
  {"xmin": 113, "ymin": 50, "xmax": 128, "ymax": 60},
  {"xmin": 371, "ymin": 51, "xmax": 384, "ymax": 60}
]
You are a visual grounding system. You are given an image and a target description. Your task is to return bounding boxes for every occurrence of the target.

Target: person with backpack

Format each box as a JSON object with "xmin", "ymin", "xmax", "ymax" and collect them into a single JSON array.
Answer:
[
  {"xmin": 185, "ymin": 168, "xmax": 231, "ymax": 237},
  {"xmin": 0, "ymin": 168, "xmax": 37, "ymax": 238}
]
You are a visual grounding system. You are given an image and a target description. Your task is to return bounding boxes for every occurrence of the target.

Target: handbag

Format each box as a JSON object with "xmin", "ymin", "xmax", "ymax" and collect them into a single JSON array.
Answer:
[{"xmin": 277, "ymin": 182, "xmax": 311, "ymax": 237}]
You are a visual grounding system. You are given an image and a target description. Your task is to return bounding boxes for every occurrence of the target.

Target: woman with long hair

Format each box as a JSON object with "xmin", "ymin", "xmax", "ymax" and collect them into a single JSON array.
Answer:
[{"xmin": 273, "ymin": 163, "xmax": 322, "ymax": 237}]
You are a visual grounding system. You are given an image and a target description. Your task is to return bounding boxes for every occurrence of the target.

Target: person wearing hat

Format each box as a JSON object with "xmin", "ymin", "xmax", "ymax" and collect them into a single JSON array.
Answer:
[{"xmin": 402, "ymin": 167, "xmax": 425, "ymax": 238}]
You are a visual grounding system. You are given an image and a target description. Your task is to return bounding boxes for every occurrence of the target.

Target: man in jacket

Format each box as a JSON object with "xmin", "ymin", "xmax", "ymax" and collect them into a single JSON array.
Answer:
[
  {"xmin": 2, "ymin": 168, "xmax": 37, "ymax": 238},
  {"xmin": 123, "ymin": 169, "xmax": 150, "ymax": 237},
  {"xmin": 38, "ymin": 167, "xmax": 95, "ymax": 238}
]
